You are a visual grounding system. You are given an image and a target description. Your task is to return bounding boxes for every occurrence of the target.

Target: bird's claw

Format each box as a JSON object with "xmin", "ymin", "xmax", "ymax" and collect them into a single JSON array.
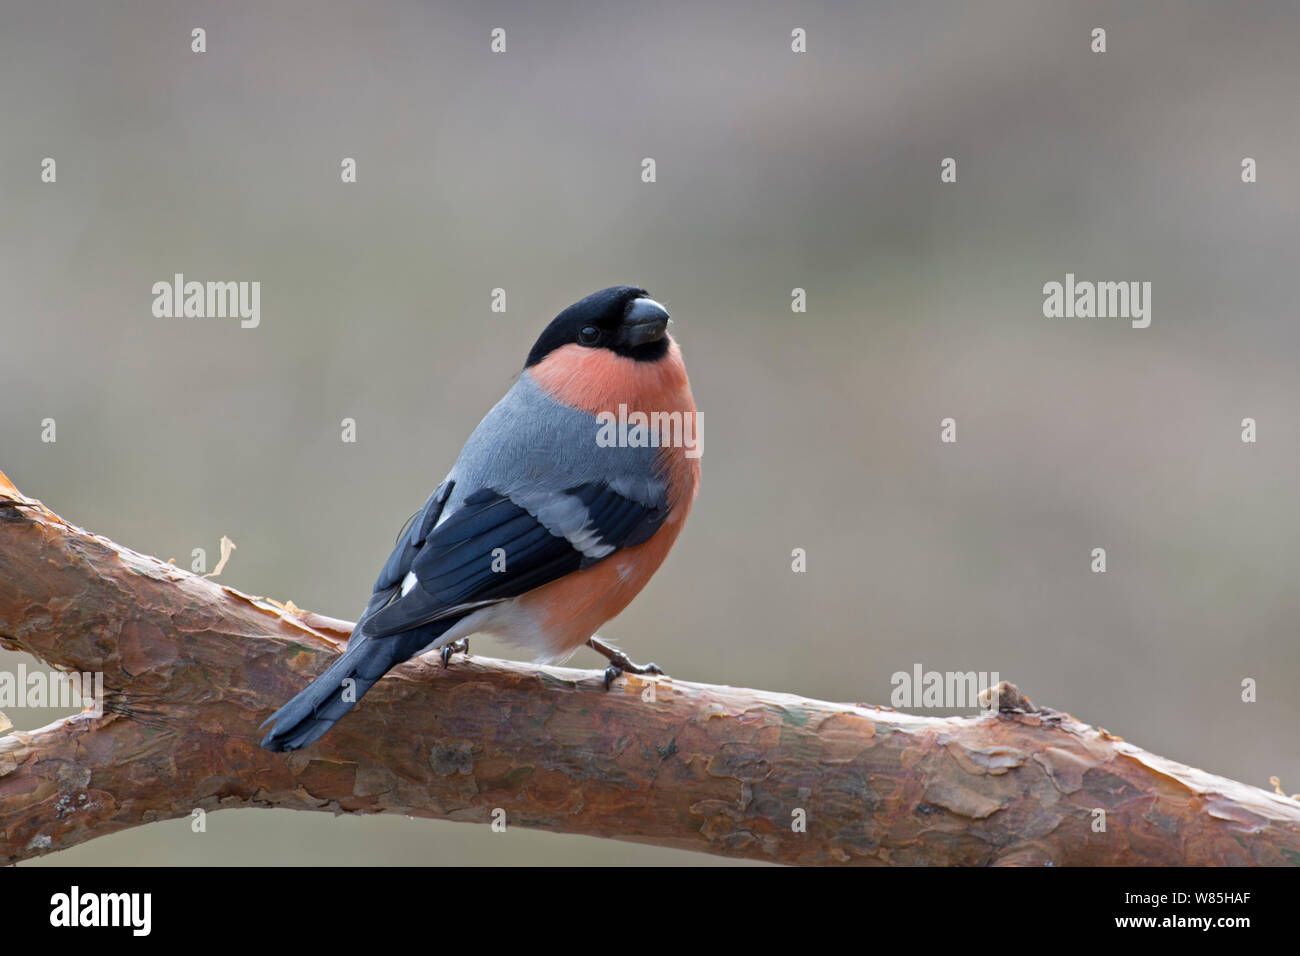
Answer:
[
  {"xmin": 440, "ymin": 638, "xmax": 469, "ymax": 668},
  {"xmin": 607, "ymin": 649, "xmax": 662, "ymax": 675},
  {"xmin": 587, "ymin": 635, "xmax": 665, "ymax": 690},
  {"xmin": 600, "ymin": 654, "xmax": 665, "ymax": 690}
]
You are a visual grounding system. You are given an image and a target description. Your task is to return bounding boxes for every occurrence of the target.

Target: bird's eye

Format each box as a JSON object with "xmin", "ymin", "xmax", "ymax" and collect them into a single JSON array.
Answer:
[{"xmin": 578, "ymin": 326, "xmax": 601, "ymax": 345}]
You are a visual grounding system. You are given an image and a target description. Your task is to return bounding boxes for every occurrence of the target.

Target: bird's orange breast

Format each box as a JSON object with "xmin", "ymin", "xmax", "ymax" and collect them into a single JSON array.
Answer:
[{"xmin": 522, "ymin": 337, "xmax": 701, "ymax": 655}]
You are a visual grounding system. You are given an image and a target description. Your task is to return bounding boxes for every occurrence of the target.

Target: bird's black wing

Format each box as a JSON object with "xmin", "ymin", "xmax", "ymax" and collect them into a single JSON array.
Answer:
[
  {"xmin": 348, "ymin": 480, "xmax": 454, "ymax": 637},
  {"xmin": 355, "ymin": 482, "xmax": 666, "ymax": 641}
]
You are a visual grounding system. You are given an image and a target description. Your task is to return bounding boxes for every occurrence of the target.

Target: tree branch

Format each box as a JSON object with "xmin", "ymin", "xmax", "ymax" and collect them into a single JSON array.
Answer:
[{"xmin": 1, "ymin": 471, "xmax": 1298, "ymax": 866}]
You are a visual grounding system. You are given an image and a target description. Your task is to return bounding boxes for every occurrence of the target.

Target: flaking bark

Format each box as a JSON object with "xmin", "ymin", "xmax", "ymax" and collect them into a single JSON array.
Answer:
[{"xmin": 1, "ymin": 472, "xmax": 1298, "ymax": 866}]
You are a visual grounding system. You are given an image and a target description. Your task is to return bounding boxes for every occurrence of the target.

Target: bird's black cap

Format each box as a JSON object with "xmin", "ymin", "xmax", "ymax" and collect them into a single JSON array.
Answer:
[{"xmin": 525, "ymin": 286, "xmax": 671, "ymax": 367}]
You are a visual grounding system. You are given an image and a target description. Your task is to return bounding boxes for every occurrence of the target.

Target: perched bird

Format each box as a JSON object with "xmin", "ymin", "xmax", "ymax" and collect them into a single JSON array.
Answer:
[{"xmin": 260, "ymin": 286, "xmax": 701, "ymax": 751}]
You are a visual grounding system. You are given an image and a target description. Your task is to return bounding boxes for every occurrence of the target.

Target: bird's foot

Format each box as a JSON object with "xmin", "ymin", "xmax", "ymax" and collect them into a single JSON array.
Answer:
[
  {"xmin": 587, "ymin": 636, "xmax": 664, "ymax": 690},
  {"xmin": 440, "ymin": 638, "xmax": 469, "ymax": 668}
]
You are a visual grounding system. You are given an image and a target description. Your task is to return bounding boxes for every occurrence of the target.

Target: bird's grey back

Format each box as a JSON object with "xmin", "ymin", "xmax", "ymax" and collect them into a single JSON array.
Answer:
[{"xmin": 440, "ymin": 371, "xmax": 667, "ymax": 522}]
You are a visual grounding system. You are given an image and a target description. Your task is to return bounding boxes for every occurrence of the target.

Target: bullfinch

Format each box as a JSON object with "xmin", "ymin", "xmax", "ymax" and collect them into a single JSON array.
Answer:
[{"xmin": 260, "ymin": 286, "xmax": 701, "ymax": 751}]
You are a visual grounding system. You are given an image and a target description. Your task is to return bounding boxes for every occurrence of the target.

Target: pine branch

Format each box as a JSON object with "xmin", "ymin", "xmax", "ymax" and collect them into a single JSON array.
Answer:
[{"xmin": 1, "ymin": 472, "xmax": 1297, "ymax": 866}]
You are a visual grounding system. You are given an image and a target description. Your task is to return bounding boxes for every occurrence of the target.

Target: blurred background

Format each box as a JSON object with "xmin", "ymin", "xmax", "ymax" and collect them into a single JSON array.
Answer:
[{"xmin": 3, "ymin": 0, "xmax": 1299, "ymax": 864}]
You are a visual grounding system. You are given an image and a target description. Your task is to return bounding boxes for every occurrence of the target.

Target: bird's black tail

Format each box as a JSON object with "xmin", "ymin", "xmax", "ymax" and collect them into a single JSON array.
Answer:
[{"xmin": 259, "ymin": 627, "xmax": 446, "ymax": 752}]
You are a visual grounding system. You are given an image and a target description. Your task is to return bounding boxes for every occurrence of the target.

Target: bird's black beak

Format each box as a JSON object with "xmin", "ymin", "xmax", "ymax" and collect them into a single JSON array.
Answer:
[{"xmin": 619, "ymin": 297, "xmax": 671, "ymax": 347}]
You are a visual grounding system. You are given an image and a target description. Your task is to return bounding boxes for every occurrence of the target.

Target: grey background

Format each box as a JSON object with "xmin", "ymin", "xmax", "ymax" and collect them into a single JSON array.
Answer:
[{"xmin": 3, "ymin": 0, "xmax": 1299, "ymax": 864}]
